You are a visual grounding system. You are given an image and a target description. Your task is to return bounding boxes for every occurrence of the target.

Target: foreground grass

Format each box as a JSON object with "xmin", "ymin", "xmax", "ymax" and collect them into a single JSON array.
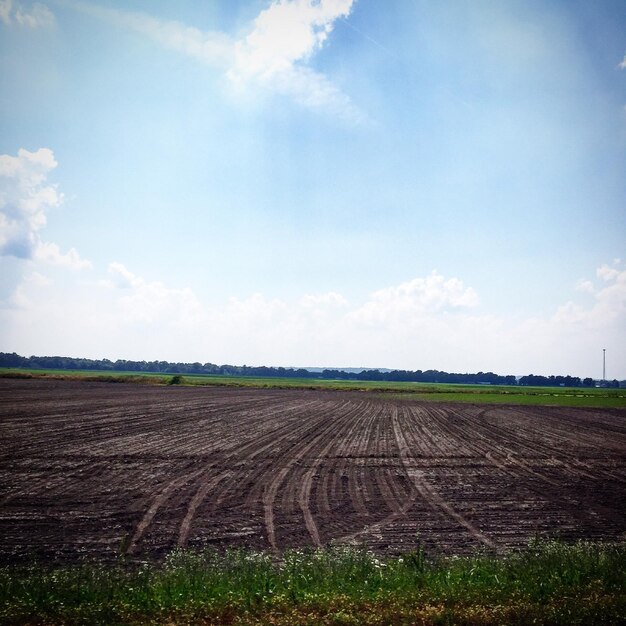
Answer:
[
  {"xmin": 1, "ymin": 541, "xmax": 624, "ymax": 625},
  {"xmin": 1, "ymin": 368, "xmax": 625, "ymax": 408}
]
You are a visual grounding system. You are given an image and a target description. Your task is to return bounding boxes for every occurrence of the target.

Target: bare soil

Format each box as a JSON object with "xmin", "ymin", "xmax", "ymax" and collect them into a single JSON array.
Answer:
[{"xmin": 0, "ymin": 378, "xmax": 624, "ymax": 564}]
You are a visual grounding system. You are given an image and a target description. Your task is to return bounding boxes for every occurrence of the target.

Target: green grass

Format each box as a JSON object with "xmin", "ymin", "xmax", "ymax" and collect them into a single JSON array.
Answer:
[
  {"xmin": 1, "ymin": 367, "xmax": 625, "ymax": 408},
  {"xmin": 381, "ymin": 389, "xmax": 626, "ymax": 408},
  {"xmin": 0, "ymin": 368, "xmax": 167, "ymax": 384},
  {"xmin": 1, "ymin": 540, "xmax": 624, "ymax": 625}
]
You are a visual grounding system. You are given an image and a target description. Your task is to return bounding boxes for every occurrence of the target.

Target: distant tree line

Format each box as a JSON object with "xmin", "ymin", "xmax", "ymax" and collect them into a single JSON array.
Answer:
[
  {"xmin": 1, "ymin": 352, "xmax": 620, "ymax": 387},
  {"xmin": 317, "ymin": 368, "xmax": 518, "ymax": 385}
]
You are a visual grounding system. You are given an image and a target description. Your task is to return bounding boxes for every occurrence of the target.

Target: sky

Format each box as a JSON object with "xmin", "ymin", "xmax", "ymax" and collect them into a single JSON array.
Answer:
[{"xmin": 0, "ymin": 0, "xmax": 625, "ymax": 379}]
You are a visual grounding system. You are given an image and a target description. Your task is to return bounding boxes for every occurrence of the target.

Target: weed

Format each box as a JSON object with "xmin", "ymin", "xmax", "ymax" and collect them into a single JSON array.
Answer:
[{"xmin": 0, "ymin": 540, "xmax": 624, "ymax": 625}]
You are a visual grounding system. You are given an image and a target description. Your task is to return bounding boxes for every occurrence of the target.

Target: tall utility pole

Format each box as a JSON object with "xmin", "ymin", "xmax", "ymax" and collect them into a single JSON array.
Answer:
[{"xmin": 603, "ymin": 348, "xmax": 606, "ymax": 381}]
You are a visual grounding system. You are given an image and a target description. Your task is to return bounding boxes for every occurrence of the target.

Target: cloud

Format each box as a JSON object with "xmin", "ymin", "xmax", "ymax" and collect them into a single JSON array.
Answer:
[
  {"xmin": 107, "ymin": 261, "xmax": 142, "ymax": 289},
  {"xmin": 66, "ymin": 1, "xmax": 232, "ymax": 67},
  {"xmin": 619, "ymin": 54, "xmax": 626, "ymax": 70},
  {"xmin": 0, "ymin": 0, "xmax": 54, "ymax": 27},
  {"xmin": 232, "ymin": 0, "xmax": 353, "ymax": 80},
  {"xmin": 554, "ymin": 261, "xmax": 626, "ymax": 329},
  {"xmin": 597, "ymin": 263, "xmax": 620, "ymax": 282},
  {"xmin": 575, "ymin": 278, "xmax": 595, "ymax": 294},
  {"xmin": 299, "ymin": 291, "xmax": 348, "ymax": 308},
  {"xmin": 68, "ymin": 0, "xmax": 362, "ymax": 121},
  {"xmin": 0, "ymin": 147, "xmax": 90, "ymax": 269},
  {"xmin": 106, "ymin": 262, "xmax": 202, "ymax": 325},
  {"xmin": 0, "ymin": 147, "xmax": 61, "ymax": 258},
  {"xmin": 348, "ymin": 272, "xmax": 479, "ymax": 327},
  {"xmin": 34, "ymin": 241, "xmax": 92, "ymax": 270},
  {"xmin": 2, "ymin": 264, "xmax": 624, "ymax": 377},
  {"xmin": 227, "ymin": 0, "xmax": 362, "ymax": 119}
]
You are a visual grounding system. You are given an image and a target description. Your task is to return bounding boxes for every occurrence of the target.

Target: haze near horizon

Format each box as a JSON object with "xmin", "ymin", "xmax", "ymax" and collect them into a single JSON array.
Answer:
[{"xmin": 1, "ymin": 0, "xmax": 625, "ymax": 379}]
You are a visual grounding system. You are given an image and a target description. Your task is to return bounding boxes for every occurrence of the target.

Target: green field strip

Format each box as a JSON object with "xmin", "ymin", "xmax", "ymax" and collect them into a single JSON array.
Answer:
[{"xmin": 1, "ymin": 367, "xmax": 624, "ymax": 408}]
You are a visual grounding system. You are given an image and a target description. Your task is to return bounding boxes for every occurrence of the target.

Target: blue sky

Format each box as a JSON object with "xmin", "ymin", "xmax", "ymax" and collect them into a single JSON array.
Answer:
[{"xmin": 1, "ymin": 0, "xmax": 625, "ymax": 378}]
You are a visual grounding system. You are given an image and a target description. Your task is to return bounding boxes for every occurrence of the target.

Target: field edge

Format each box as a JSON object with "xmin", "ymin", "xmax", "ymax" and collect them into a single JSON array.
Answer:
[
  {"xmin": 1, "ymin": 540, "xmax": 624, "ymax": 626},
  {"xmin": 1, "ymin": 367, "xmax": 625, "ymax": 408}
]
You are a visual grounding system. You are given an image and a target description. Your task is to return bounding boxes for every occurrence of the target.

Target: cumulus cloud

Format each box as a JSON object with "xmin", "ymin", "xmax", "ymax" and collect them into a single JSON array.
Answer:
[
  {"xmin": 0, "ymin": 147, "xmax": 61, "ymax": 258},
  {"xmin": 597, "ymin": 263, "xmax": 620, "ymax": 282},
  {"xmin": 227, "ymin": 0, "xmax": 363, "ymax": 120},
  {"xmin": 68, "ymin": 0, "xmax": 362, "ymax": 121},
  {"xmin": 0, "ymin": 0, "xmax": 54, "ymax": 27},
  {"xmin": 554, "ymin": 261, "xmax": 626, "ymax": 329},
  {"xmin": 2, "ymin": 264, "xmax": 624, "ymax": 377},
  {"xmin": 575, "ymin": 278, "xmax": 595, "ymax": 294},
  {"xmin": 0, "ymin": 147, "xmax": 91, "ymax": 269},
  {"xmin": 299, "ymin": 291, "xmax": 348, "ymax": 308},
  {"xmin": 106, "ymin": 262, "xmax": 202, "ymax": 325},
  {"xmin": 593, "ymin": 265, "xmax": 626, "ymax": 321},
  {"xmin": 107, "ymin": 261, "xmax": 142, "ymax": 289},
  {"xmin": 349, "ymin": 272, "xmax": 479, "ymax": 326},
  {"xmin": 34, "ymin": 241, "xmax": 92, "ymax": 270},
  {"xmin": 231, "ymin": 0, "xmax": 353, "ymax": 79}
]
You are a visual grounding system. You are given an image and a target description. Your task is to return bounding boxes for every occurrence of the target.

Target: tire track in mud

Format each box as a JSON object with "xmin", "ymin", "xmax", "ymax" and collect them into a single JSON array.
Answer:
[
  {"xmin": 163, "ymin": 400, "xmax": 344, "ymax": 545},
  {"xmin": 375, "ymin": 466, "xmax": 414, "ymax": 515},
  {"xmin": 354, "ymin": 404, "xmax": 413, "ymax": 517},
  {"xmin": 1, "ymin": 379, "xmax": 624, "ymax": 562},
  {"xmin": 236, "ymin": 400, "xmax": 351, "ymax": 512},
  {"xmin": 346, "ymin": 406, "xmax": 383, "ymax": 518},
  {"xmin": 391, "ymin": 405, "xmax": 497, "ymax": 550},
  {"xmin": 125, "ymin": 395, "xmax": 334, "ymax": 553},
  {"xmin": 329, "ymin": 403, "xmax": 434, "ymax": 546},
  {"xmin": 177, "ymin": 472, "xmax": 231, "ymax": 547},
  {"xmin": 429, "ymin": 405, "xmax": 572, "ymax": 482},
  {"xmin": 127, "ymin": 468, "xmax": 205, "ymax": 554},
  {"xmin": 295, "ymin": 406, "xmax": 369, "ymax": 547},
  {"xmin": 327, "ymin": 404, "xmax": 378, "ymax": 522},
  {"xmin": 452, "ymin": 406, "xmax": 625, "ymax": 533},
  {"xmin": 3, "ymin": 384, "xmax": 317, "ymax": 459},
  {"xmin": 149, "ymin": 399, "xmax": 334, "ymax": 550},
  {"xmin": 480, "ymin": 405, "xmax": 626, "ymax": 457},
  {"xmin": 461, "ymin": 405, "xmax": 626, "ymax": 489},
  {"xmin": 262, "ymin": 400, "xmax": 371, "ymax": 550},
  {"xmin": 571, "ymin": 458, "xmax": 626, "ymax": 484},
  {"xmin": 403, "ymin": 405, "xmax": 458, "ymax": 457}
]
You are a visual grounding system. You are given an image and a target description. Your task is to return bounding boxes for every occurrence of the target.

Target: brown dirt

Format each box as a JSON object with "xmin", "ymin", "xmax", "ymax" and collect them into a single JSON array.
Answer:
[{"xmin": 0, "ymin": 378, "xmax": 624, "ymax": 564}]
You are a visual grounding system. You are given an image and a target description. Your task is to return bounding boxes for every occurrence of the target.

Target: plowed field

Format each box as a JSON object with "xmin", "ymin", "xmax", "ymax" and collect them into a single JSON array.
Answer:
[{"xmin": 0, "ymin": 379, "xmax": 624, "ymax": 564}]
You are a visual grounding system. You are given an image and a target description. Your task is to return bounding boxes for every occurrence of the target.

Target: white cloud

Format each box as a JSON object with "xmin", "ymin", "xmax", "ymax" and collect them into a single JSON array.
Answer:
[
  {"xmin": 299, "ymin": 291, "xmax": 348, "ymax": 308},
  {"xmin": 34, "ymin": 241, "xmax": 92, "ymax": 270},
  {"xmin": 227, "ymin": 0, "xmax": 361, "ymax": 119},
  {"xmin": 349, "ymin": 272, "xmax": 479, "ymax": 327},
  {"xmin": 15, "ymin": 1, "xmax": 53, "ymax": 27},
  {"xmin": 0, "ymin": 147, "xmax": 90, "ymax": 269},
  {"xmin": 108, "ymin": 261, "xmax": 142, "ymax": 289},
  {"xmin": 554, "ymin": 262, "xmax": 626, "ymax": 329},
  {"xmin": 575, "ymin": 278, "xmax": 595, "ymax": 294},
  {"xmin": 231, "ymin": 0, "xmax": 349, "ymax": 79},
  {"xmin": 2, "ymin": 264, "xmax": 625, "ymax": 378},
  {"xmin": 0, "ymin": 0, "xmax": 54, "ymax": 27},
  {"xmin": 597, "ymin": 263, "xmax": 620, "ymax": 282},
  {"xmin": 106, "ymin": 262, "xmax": 203, "ymax": 326},
  {"xmin": 67, "ymin": 1, "xmax": 231, "ymax": 68},
  {"xmin": 6, "ymin": 271, "xmax": 50, "ymax": 308},
  {"xmin": 69, "ymin": 0, "xmax": 363, "ymax": 121},
  {"xmin": 619, "ymin": 54, "xmax": 626, "ymax": 70},
  {"xmin": 0, "ymin": 147, "xmax": 61, "ymax": 258}
]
